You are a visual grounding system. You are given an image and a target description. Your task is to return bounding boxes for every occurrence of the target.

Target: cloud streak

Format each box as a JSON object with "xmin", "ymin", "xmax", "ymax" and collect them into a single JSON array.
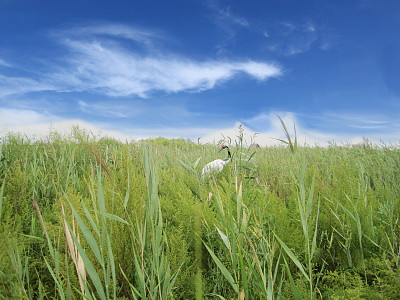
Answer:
[
  {"xmin": 0, "ymin": 24, "xmax": 281, "ymax": 98},
  {"xmin": 204, "ymin": 1, "xmax": 251, "ymax": 55},
  {"xmin": 62, "ymin": 23, "xmax": 161, "ymax": 43},
  {"xmin": 0, "ymin": 58, "xmax": 12, "ymax": 67},
  {"xmin": 0, "ymin": 74, "xmax": 56, "ymax": 97},
  {"xmin": 310, "ymin": 112, "xmax": 397, "ymax": 133},
  {"xmin": 57, "ymin": 34, "xmax": 281, "ymax": 97},
  {"xmin": 266, "ymin": 21, "xmax": 318, "ymax": 56},
  {"xmin": 78, "ymin": 99, "xmax": 141, "ymax": 118},
  {"xmin": 208, "ymin": 3, "xmax": 249, "ymax": 28}
]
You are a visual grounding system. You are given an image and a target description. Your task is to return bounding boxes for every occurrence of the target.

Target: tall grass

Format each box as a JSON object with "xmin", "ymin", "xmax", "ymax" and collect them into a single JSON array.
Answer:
[
  {"xmin": 0, "ymin": 130, "xmax": 399, "ymax": 299},
  {"xmin": 124, "ymin": 146, "xmax": 179, "ymax": 299},
  {"xmin": 275, "ymin": 115, "xmax": 298, "ymax": 153}
]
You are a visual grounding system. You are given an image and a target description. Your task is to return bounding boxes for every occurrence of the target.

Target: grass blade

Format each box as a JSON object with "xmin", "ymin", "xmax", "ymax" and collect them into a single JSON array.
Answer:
[
  {"xmin": 0, "ymin": 181, "xmax": 4, "ymax": 222},
  {"xmin": 203, "ymin": 242, "xmax": 239, "ymax": 293},
  {"xmin": 124, "ymin": 167, "xmax": 130, "ymax": 209},
  {"xmin": 64, "ymin": 220, "xmax": 106, "ymax": 300},
  {"xmin": 216, "ymin": 226, "xmax": 231, "ymax": 251},
  {"xmin": 105, "ymin": 212, "xmax": 129, "ymax": 225},
  {"xmin": 61, "ymin": 203, "xmax": 86, "ymax": 296},
  {"xmin": 283, "ymin": 256, "xmax": 303, "ymax": 300},
  {"xmin": 274, "ymin": 234, "xmax": 309, "ymax": 281},
  {"xmin": 193, "ymin": 156, "xmax": 202, "ymax": 169},
  {"xmin": 238, "ymin": 246, "xmax": 248, "ymax": 299},
  {"xmin": 81, "ymin": 200, "xmax": 100, "ymax": 236},
  {"xmin": 311, "ymin": 199, "xmax": 320, "ymax": 260},
  {"xmin": 107, "ymin": 233, "xmax": 116, "ymax": 300},
  {"xmin": 65, "ymin": 197, "xmax": 103, "ymax": 266},
  {"xmin": 43, "ymin": 257, "xmax": 66, "ymax": 300}
]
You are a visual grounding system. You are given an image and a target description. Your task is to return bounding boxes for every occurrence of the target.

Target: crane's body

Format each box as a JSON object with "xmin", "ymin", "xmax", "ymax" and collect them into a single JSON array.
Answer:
[{"xmin": 202, "ymin": 145, "xmax": 231, "ymax": 177}]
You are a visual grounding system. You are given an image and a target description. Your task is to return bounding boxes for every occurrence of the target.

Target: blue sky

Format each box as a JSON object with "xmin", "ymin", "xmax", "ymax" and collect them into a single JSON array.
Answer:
[{"xmin": 0, "ymin": 0, "xmax": 399, "ymax": 145}]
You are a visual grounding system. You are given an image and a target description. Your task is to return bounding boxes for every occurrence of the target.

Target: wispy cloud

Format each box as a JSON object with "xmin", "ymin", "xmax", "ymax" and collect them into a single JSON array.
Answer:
[
  {"xmin": 63, "ymin": 23, "xmax": 161, "ymax": 42},
  {"xmin": 0, "ymin": 58, "xmax": 12, "ymax": 67},
  {"xmin": 0, "ymin": 74, "xmax": 55, "ymax": 97},
  {"xmin": 215, "ymin": 6, "xmax": 249, "ymax": 27},
  {"xmin": 78, "ymin": 99, "xmax": 141, "ymax": 118},
  {"xmin": 206, "ymin": 1, "xmax": 249, "ymax": 28},
  {"xmin": 0, "ymin": 23, "xmax": 281, "ymax": 98},
  {"xmin": 267, "ymin": 21, "xmax": 318, "ymax": 56},
  {"xmin": 205, "ymin": 1, "xmax": 250, "ymax": 55},
  {"xmin": 56, "ymin": 37, "xmax": 281, "ymax": 97},
  {"xmin": 54, "ymin": 23, "xmax": 166, "ymax": 55},
  {"xmin": 321, "ymin": 112, "xmax": 394, "ymax": 131}
]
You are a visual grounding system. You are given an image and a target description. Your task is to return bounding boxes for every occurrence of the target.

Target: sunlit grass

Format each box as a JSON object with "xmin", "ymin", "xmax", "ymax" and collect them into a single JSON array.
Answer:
[{"xmin": 0, "ymin": 129, "xmax": 399, "ymax": 299}]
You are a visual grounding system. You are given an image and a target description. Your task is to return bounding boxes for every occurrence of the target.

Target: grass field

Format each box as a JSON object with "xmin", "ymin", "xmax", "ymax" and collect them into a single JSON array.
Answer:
[{"xmin": 0, "ymin": 127, "xmax": 399, "ymax": 299}]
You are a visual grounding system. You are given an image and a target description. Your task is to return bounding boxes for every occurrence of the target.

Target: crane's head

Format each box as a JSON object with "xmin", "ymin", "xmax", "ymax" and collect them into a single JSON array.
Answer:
[{"xmin": 218, "ymin": 144, "xmax": 229, "ymax": 152}]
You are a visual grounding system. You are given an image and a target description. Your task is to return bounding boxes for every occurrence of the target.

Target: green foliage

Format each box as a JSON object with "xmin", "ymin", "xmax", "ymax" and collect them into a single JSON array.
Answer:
[{"xmin": 0, "ymin": 130, "xmax": 399, "ymax": 299}]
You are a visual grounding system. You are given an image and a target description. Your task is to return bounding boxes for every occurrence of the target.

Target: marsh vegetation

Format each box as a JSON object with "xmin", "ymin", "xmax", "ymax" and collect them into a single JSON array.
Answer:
[{"xmin": 0, "ymin": 128, "xmax": 399, "ymax": 299}]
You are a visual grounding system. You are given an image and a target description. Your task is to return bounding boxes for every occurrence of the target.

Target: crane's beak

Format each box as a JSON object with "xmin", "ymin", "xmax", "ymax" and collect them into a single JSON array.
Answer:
[{"xmin": 218, "ymin": 145, "xmax": 227, "ymax": 153}]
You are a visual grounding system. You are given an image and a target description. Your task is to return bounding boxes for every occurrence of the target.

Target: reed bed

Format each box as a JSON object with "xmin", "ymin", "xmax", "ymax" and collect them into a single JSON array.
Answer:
[{"xmin": 0, "ymin": 129, "xmax": 399, "ymax": 299}]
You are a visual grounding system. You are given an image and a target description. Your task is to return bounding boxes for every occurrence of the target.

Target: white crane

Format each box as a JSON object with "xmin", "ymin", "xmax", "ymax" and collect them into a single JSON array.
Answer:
[{"xmin": 202, "ymin": 145, "xmax": 231, "ymax": 177}]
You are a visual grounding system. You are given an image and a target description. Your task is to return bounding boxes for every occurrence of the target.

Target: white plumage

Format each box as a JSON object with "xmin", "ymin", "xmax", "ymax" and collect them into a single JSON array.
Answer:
[{"xmin": 202, "ymin": 145, "xmax": 231, "ymax": 177}]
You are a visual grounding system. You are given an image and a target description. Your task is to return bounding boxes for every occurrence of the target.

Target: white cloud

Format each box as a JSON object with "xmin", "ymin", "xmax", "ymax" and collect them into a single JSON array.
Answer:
[
  {"xmin": 0, "ymin": 24, "xmax": 282, "ymax": 98},
  {"xmin": 66, "ymin": 23, "xmax": 161, "ymax": 43},
  {"xmin": 280, "ymin": 22, "xmax": 296, "ymax": 34},
  {"xmin": 237, "ymin": 111, "xmax": 400, "ymax": 146},
  {"xmin": 0, "ymin": 58, "xmax": 11, "ymax": 67},
  {"xmin": 216, "ymin": 6, "xmax": 249, "ymax": 27},
  {"xmin": 268, "ymin": 21, "xmax": 318, "ymax": 56},
  {"xmin": 205, "ymin": 2, "xmax": 250, "ymax": 55},
  {"xmin": 307, "ymin": 112, "xmax": 399, "ymax": 135},
  {"xmin": 324, "ymin": 112, "xmax": 389, "ymax": 127},
  {"xmin": 237, "ymin": 61, "xmax": 281, "ymax": 80},
  {"xmin": 0, "ymin": 74, "xmax": 55, "ymax": 97},
  {"xmin": 203, "ymin": 124, "xmax": 342, "ymax": 147},
  {"xmin": 0, "ymin": 108, "xmax": 129, "ymax": 141},
  {"xmin": 54, "ymin": 37, "xmax": 281, "ymax": 97},
  {"xmin": 0, "ymin": 108, "xmax": 55, "ymax": 125},
  {"xmin": 77, "ymin": 100, "xmax": 140, "ymax": 118},
  {"xmin": 305, "ymin": 22, "xmax": 315, "ymax": 33},
  {"xmin": 1, "ymin": 108, "xmax": 399, "ymax": 146},
  {"xmin": 201, "ymin": 120, "xmax": 337, "ymax": 147},
  {"xmin": 206, "ymin": 2, "xmax": 249, "ymax": 28},
  {"xmin": 0, "ymin": 107, "xmax": 214, "ymax": 142}
]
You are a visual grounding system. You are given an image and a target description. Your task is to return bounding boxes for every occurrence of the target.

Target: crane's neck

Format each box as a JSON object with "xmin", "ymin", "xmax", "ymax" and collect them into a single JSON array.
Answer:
[{"xmin": 224, "ymin": 149, "xmax": 231, "ymax": 163}]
